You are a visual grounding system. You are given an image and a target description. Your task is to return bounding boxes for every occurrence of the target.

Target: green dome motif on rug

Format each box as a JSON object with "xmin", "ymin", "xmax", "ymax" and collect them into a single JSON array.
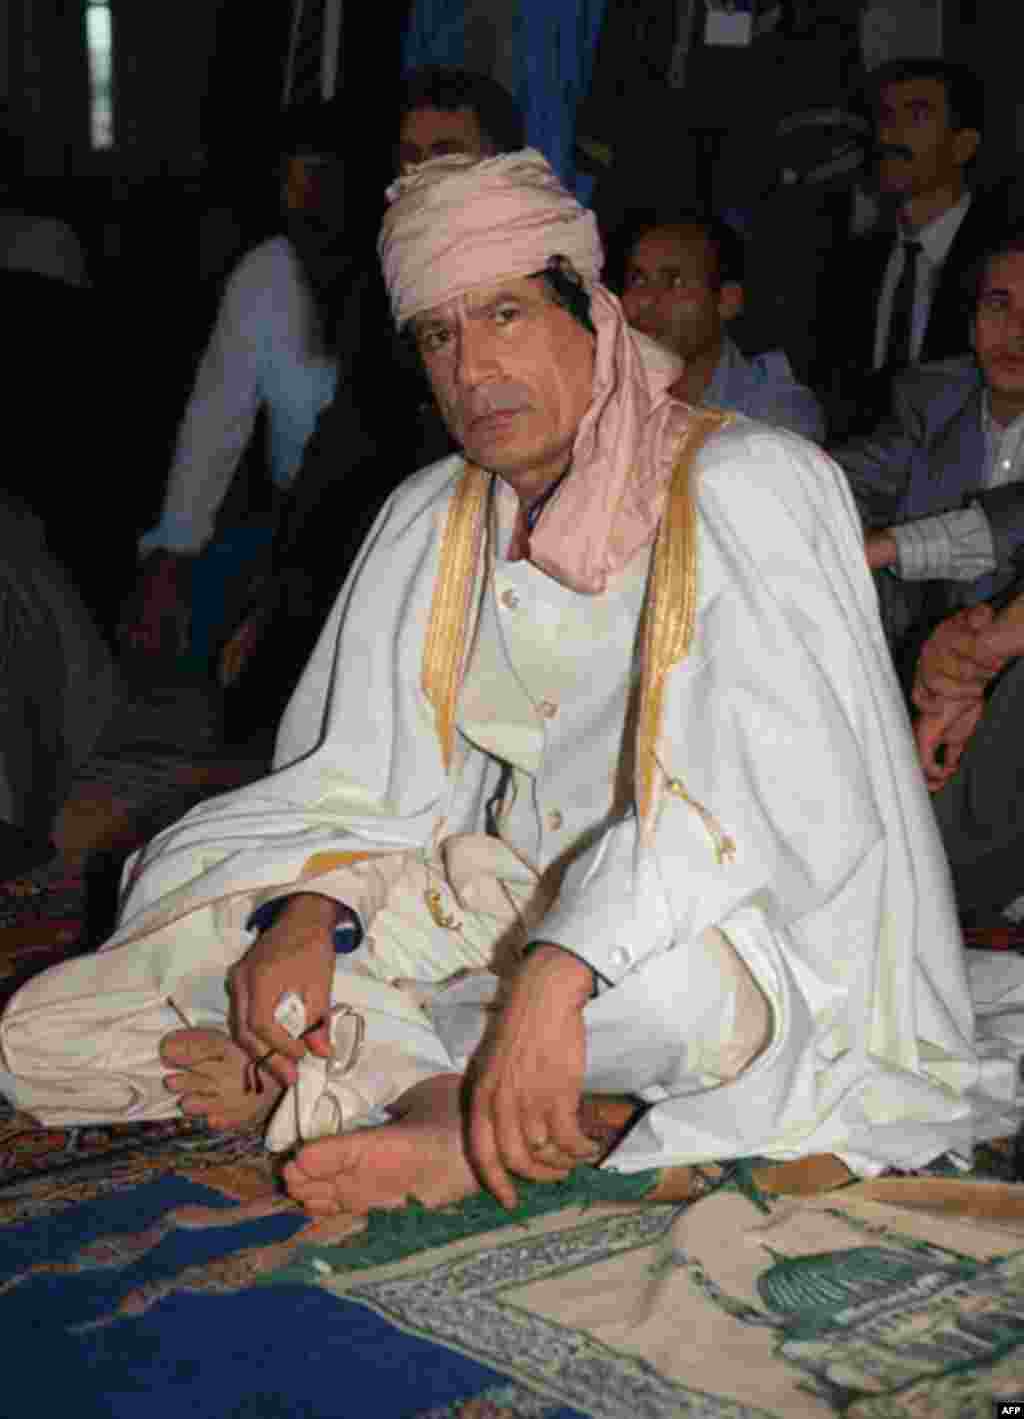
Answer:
[{"xmin": 757, "ymin": 1245, "xmax": 958, "ymax": 1326}]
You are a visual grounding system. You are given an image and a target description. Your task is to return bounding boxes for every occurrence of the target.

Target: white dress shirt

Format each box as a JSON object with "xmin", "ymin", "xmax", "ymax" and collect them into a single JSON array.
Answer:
[
  {"xmin": 139, "ymin": 236, "xmax": 337, "ymax": 556},
  {"xmin": 872, "ymin": 193, "xmax": 972, "ymax": 372}
]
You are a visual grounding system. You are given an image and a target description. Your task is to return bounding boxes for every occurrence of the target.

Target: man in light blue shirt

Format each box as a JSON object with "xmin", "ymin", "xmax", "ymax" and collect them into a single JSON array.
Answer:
[{"xmin": 620, "ymin": 215, "xmax": 825, "ymax": 442}]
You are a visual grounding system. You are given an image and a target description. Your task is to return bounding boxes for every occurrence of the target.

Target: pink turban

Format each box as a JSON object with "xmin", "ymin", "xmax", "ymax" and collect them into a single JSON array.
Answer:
[
  {"xmin": 380, "ymin": 149, "xmax": 603, "ymax": 326},
  {"xmin": 379, "ymin": 150, "xmax": 691, "ymax": 594}
]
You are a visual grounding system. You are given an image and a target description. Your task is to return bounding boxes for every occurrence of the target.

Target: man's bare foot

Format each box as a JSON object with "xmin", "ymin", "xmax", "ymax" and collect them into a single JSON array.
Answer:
[
  {"xmin": 160, "ymin": 1028, "xmax": 282, "ymax": 1131},
  {"xmin": 282, "ymin": 1073, "xmax": 478, "ymax": 1217},
  {"xmin": 281, "ymin": 1078, "xmax": 646, "ymax": 1218}
]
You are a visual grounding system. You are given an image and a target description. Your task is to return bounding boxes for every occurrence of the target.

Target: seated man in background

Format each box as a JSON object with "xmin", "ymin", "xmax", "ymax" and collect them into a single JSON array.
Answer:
[
  {"xmin": 833, "ymin": 231, "xmax": 1024, "ymax": 658},
  {"xmin": 218, "ymin": 67, "xmax": 527, "ymax": 733},
  {"xmin": 122, "ymin": 101, "xmax": 350, "ymax": 666},
  {"xmin": 619, "ymin": 214, "xmax": 825, "ymax": 441},
  {"xmin": 3, "ymin": 151, "xmax": 1021, "ymax": 1220}
]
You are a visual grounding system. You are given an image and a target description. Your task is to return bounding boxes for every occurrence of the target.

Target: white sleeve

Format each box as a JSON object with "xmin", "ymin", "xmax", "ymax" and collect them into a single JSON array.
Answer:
[
  {"xmin": 891, "ymin": 504, "xmax": 997, "ymax": 581},
  {"xmin": 139, "ymin": 251, "xmax": 268, "ymax": 555}
]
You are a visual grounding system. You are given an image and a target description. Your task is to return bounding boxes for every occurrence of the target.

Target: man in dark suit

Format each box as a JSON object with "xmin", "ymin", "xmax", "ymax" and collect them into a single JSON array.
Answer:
[
  {"xmin": 833, "ymin": 230, "xmax": 1024, "ymax": 658},
  {"xmin": 834, "ymin": 231, "xmax": 1024, "ymax": 920},
  {"xmin": 816, "ymin": 58, "xmax": 1010, "ymax": 438}
]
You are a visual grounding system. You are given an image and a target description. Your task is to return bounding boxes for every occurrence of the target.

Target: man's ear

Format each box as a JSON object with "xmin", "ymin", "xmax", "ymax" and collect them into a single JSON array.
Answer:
[
  {"xmin": 953, "ymin": 127, "xmax": 980, "ymax": 170},
  {"xmin": 718, "ymin": 281, "xmax": 744, "ymax": 323}
]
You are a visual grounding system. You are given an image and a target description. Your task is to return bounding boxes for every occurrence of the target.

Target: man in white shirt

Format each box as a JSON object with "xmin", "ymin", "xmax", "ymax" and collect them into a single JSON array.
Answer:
[
  {"xmin": 132, "ymin": 72, "xmax": 526, "ymax": 662},
  {"xmin": 620, "ymin": 216, "xmax": 824, "ymax": 442},
  {"xmin": 212, "ymin": 70, "xmax": 529, "ymax": 716},
  {"xmin": 122, "ymin": 104, "xmax": 349, "ymax": 662},
  {"xmin": 5, "ymin": 151, "xmax": 1023, "ymax": 1219}
]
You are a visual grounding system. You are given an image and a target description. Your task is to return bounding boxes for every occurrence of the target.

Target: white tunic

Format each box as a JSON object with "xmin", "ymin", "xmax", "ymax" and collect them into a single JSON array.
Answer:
[{"xmin": 4, "ymin": 420, "xmax": 1024, "ymax": 1173}]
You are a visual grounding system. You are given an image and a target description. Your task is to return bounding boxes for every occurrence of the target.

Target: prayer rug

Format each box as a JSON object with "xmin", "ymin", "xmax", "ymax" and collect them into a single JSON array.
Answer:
[{"xmin": 4, "ymin": 1132, "xmax": 1024, "ymax": 1419}]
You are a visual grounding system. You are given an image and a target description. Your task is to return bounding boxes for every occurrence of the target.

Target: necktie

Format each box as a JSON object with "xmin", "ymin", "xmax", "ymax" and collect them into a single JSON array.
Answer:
[{"xmin": 886, "ymin": 239, "xmax": 923, "ymax": 371}]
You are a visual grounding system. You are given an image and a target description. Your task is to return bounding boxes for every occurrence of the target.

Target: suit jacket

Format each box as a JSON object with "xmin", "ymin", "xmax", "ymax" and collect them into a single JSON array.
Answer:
[
  {"xmin": 831, "ymin": 355, "xmax": 1024, "ymax": 656},
  {"xmin": 814, "ymin": 183, "xmax": 1014, "ymax": 438}
]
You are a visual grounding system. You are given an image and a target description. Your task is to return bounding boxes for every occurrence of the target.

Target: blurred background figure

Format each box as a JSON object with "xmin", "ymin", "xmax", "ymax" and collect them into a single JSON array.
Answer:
[
  {"xmin": 618, "ymin": 213, "xmax": 825, "ymax": 440},
  {"xmin": 121, "ymin": 99, "xmax": 352, "ymax": 674},
  {"xmin": 217, "ymin": 67, "xmax": 527, "ymax": 741}
]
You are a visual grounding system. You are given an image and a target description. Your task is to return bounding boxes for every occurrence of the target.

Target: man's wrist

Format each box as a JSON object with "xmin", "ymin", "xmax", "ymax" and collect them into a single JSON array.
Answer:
[
  {"xmin": 246, "ymin": 893, "xmax": 363, "ymax": 954},
  {"xmin": 866, "ymin": 529, "xmax": 898, "ymax": 570},
  {"xmin": 520, "ymin": 941, "xmax": 597, "ymax": 1001}
]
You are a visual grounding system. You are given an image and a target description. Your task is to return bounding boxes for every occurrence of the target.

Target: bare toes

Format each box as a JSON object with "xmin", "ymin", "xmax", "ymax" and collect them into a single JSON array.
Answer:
[
  {"xmin": 163, "ymin": 1071, "xmax": 205, "ymax": 1095},
  {"xmin": 289, "ymin": 1137, "xmax": 359, "ymax": 1183},
  {"xmin": 159, "ymin": 1028, "xmax": 228, "ymax": 1068}
]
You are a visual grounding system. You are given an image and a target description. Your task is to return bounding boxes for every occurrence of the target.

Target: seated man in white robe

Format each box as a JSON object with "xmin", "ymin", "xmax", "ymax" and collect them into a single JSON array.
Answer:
[{"xmin": 2, "ymin": 151, "xmax": 1022, "ymax": 1219}]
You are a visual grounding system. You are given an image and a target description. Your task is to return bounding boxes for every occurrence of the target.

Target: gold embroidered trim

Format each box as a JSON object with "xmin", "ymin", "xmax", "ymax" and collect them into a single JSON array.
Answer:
[
  {"xmin": 636, "ymin": 410, "xmax": 731, "ymax": 823},
  {"xmin": 658, "ymin": 756, "xmax": 736, "ymax": 864},
  {"xmin": 420, "ymin": 413, "xmax": 730, "ymax": 833},
  {"xmin": 421, "ymin": 463, "xmax": 489, "ymax": 770}
]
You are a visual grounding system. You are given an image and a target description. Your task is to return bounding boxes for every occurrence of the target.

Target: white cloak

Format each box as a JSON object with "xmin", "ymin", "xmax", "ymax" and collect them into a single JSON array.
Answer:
[{"xmin": 3, "ymin": 419, "xmax": 1023, "ymax": 1173}]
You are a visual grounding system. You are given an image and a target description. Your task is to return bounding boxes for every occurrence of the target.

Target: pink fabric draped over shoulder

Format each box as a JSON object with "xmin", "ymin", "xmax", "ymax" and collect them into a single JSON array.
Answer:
[{"xmin": 379, "ymin": 149, "xmax": 689, "ymax": 594}]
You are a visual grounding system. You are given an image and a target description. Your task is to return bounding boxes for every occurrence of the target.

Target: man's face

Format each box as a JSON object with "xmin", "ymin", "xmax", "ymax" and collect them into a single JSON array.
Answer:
[
  {"xmin": 620, "ymin": 226, "xmax": 740, "ymax": 363},
  {"xmin": 972, "ymin": 251, "xmax": 1024, "ymax": 411},
  {"xmin": 411, "ymin": 274, "xmax": 596, "ymax": 503},
  {"xmin": 397, "ymin": 105, "xmax": 487, "ymax": 173},
  {"xmin": 874, "ymin": 78, "xmax": 978, "ymax": 201}
]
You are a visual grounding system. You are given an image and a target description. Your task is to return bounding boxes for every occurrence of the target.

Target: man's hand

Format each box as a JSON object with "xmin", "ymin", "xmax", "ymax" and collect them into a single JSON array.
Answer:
[
  {"xmin": 911, "ymin": 603, "xmax": 1004, "ymax": 713},
  {"xmin": 467, "ymin": 944, "xmax": 601, "ymax": 1209},
  {"xmin": 914, "ymin": 696, "xmax": 985, "ymax": 792},
  {"xmin": 865, "ymin": 529, "xmax": 898, "ymax": 571},
  {"xmin": 119, "ymin": 550, "xmax": 191, "ymax": 656},
  {"xmin": 228, "ymin": 893, "xmax": 340, "ymax": 1087}
]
